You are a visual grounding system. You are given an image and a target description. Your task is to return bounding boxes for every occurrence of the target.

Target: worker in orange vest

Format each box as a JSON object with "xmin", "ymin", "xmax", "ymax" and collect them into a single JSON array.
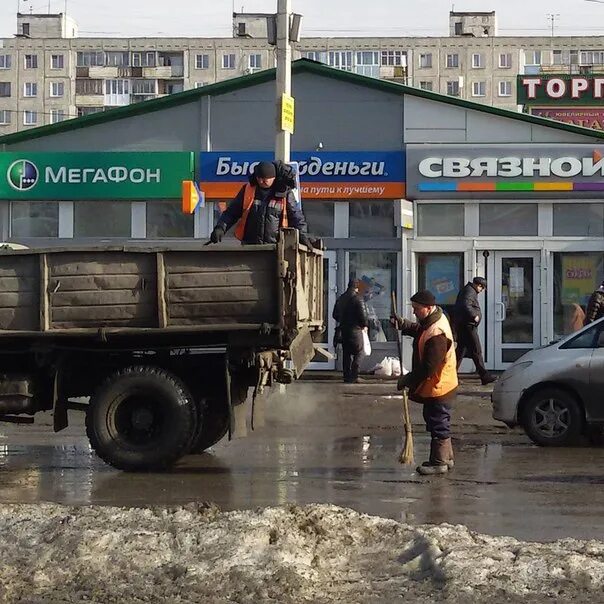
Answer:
[
  {"xmin": 391, "ymin": 290, "xmax": 458, "ymax": 475},
  {"xmin": 210, "ymin": 160, "xmax": 310, "ymax": 246}
]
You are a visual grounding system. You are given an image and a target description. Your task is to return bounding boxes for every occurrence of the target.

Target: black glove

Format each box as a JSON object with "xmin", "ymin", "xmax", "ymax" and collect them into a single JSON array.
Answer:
[
  {"xmin": 210, "ymin": 225, "xmax": 225, "ymax": 244},
  {"xmin": 299, "ymin": 232, "xmax": 313, "ymax": 249},
  {"xmin": 397, "ymin": 373, "xmax": 411, "ymax": 392},
  {"xmin": 390, "ymin": 313, "xmax": 404, "ymax": 329}
]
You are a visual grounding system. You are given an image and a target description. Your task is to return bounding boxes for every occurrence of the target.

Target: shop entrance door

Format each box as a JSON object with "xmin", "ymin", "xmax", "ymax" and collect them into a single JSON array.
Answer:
[
  {"xmin": 307, "ymin": 251, "xmax": 337, "ymax": 370},
  {"xmin": 491, "ymin": 251, "xmax": 541, "ymax": 370}
]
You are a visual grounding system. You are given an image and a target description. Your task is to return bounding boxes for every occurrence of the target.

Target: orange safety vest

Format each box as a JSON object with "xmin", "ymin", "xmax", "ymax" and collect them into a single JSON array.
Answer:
[
  {"xmin": 414, "ymin": 313, "xmax": 458, "ymax": 399},
  {"xmin": 234, "ymin": 184, "xmax": 289, "ymax": 241}
]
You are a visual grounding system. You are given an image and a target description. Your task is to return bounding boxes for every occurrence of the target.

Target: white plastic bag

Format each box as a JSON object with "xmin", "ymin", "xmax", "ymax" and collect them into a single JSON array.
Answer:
[
  {"xmin": 374, "ymin": 357, "xmax": 393, "ymax": 377},
  {"xmin": 362, "ymin": 329, "xmax": 372, "ymax": 357},
  {"xmin": 390, "ymin": 357, "xmax": 402, "ymax": 377}
]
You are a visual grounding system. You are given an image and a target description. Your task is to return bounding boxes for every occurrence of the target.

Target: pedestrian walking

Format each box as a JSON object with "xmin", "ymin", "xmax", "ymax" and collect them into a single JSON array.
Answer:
[
  {"xmin": 333, "ymin": 279, "xmax": 369, "ymax": 384},
  {"xmin": 391, "ymin": 290, "xmax": 457, "ymax": 475},
  {"xmin": 584, "ymin": 280, "xmax": 604, "ymax": 325},
  {"xmin": 453, "ymin": 277, "xmax": 496, "ymax": 385},
  {"xmin": 210, "ymin": 160, "xmax": 311, "ymax": 246}
]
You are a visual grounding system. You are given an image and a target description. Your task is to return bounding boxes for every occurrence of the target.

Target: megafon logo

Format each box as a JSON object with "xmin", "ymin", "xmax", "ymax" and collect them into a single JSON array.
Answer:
[{"xmin": 7, "ymin": 160, "xmax": 39, "ymax": 191}]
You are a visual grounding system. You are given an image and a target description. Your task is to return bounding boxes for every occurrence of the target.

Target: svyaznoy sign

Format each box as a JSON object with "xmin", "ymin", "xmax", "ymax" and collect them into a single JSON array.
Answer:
[
  {"xmin": 517, "ymin": 75, "xmax": 604, "ymax": 105},
  {"xmin": 0, "ymin": 152, "xmax": 194, "ymax": 200},
  {"xmin": 406, "ymin": 144, "xmax": 604, "ymax": 199}
]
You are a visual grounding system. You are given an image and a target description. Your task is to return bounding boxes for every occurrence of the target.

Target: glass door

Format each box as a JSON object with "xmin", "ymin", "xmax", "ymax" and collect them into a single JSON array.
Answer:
[
  {"xmin": 307, "ymin": 251, "xmax": 337, "ymax": 370},
  {"xmin": 493, "ymin": 251, "xmax": 540, "ymax": 369}
]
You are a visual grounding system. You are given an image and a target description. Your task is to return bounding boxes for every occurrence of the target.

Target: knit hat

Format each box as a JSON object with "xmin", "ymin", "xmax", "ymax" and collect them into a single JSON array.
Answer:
[
  {"xmin": 410, "ymin": 289, "xmax": 436, "ymax": 306},
  {"xmin": 254, "ymin": 161, "xmax": 276, "ymax": 179},
  {"xmin": 473, "ymin": 276, "xmax": 487, "ymax": 288}
]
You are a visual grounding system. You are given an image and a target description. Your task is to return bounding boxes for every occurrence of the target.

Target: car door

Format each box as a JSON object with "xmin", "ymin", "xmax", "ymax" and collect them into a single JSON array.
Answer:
[{"xmin": 588, "ymin": 321, "xmax": 604, "ymax": 421}]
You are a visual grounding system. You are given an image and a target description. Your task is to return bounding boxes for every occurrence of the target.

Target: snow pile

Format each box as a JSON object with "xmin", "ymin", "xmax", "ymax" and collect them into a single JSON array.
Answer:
[{"xmin": 0, "ymin": 503, "xmax": 603, "ymax": 603}]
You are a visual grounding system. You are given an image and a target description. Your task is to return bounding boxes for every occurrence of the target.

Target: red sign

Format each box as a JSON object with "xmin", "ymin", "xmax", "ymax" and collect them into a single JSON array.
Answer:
[{"xmin": 530, "ymin": 107, "xmax": 604, "ymax": 130}]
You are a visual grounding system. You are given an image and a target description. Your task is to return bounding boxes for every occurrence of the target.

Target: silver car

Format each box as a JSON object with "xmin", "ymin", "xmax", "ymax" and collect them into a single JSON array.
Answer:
[{"xmin": 492, "ymin": 317, "xmax": 604, "ymax": 446}]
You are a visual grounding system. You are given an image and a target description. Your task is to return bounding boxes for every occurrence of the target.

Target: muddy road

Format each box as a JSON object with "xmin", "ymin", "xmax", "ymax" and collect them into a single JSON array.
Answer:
[{"xmin": 0, "ymin": 377, "xmax": 602, "ymax": 543}]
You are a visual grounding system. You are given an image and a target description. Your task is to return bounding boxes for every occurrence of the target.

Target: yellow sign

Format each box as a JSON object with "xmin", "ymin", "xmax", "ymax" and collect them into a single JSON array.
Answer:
[
  {"xmin": 181, "ymin": 180, "xmax": 203, "ymax": 214},
  {"xmin": 561, "ymin": 255, "xmax": 597, "ymax": 305},
  {"xmin": 281, "ymin": 93, "xmax": 295, "ymax": 134}
]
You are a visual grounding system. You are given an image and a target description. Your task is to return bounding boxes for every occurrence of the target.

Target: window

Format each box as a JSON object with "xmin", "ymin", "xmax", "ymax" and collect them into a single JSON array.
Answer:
[
  {"xmin": 479, "ymin": 204, "xmax": 538, "ymax": 236},
  {"xmin": 349, "ymin": 201, "xmax": 395, "ymax": 238},
  {"xmin": 23, "ymin": 110, "xmax": 37, "ymax": 125},
  {"xmin": 417, "ymin": 204, "xmax": 464, "ymax": 236},
  {"xmin": 74, "ymin": 201, "xmax": 131, "ymax": 237},
  {"xmin": 580, "ymin": 50, "xmax": 604, "ymax": 65},
  {"xmin": 0, "ymin": 82, "xmax": 11, "ymax": 97},
  {"xmin": 417, "ymin": 253, "xmax": 464, "ymax": 319},
  {"xmin": 553, "ymin": 49, "xmax": 578, "ymax": 65},
  {"xmin": 303, "ymin": 51, "xmax": 327, "ymax": 63},
  {"xmin": 22, "ymin": 22, "xmax": 30, "ymax": 36},
  {"xmin": 195, "ymin": 53, "xmax": 209, "ymax": 69},
  {"xmin": 0, "ymin": 110, "xmax": 10, "ymax": 125},
  {"xmin": 419, "ymin": 81, "xmax": 433, "ymax": 91},
  {"xmin": 447, "ymin": 80, "xmax": 460, "ymax": 96},
  {"xmin": 355, "ymin": 51, "xmax": 379, "ymax": 76},
  {"xmin": 499, "ymin": 53, "xmax": 512, "ymax": 68},
  {"xmin": 105, "ymin": 51, "xmax": 129, "ymax": 67},
  {"xmin": 446, "ymin": 53, "xmax": 459, "ymax": 68},
  {"xmin": 302, "ymin": 201, "xmax": 334, "ymax": 237},
  {"xmin": 51, "ymin": 54, "xmax": 64, "ymax": 69},
  {"xmin": 472, "ymin": 53, "xmax": 483, "ymax": 68},
  {"xmin": 50, "ymin": 82, "xmax": 64, "ymax": 97},
  {"xmin": 144, "ymin": 52, "xmax": 156, "ymax": 67},
  {"xmin": 419, "ymin": 53, "xmax": 432, "ymax": 68},
  {"xmin": 498, "ymin": 80, "xmax": 512, "ymax": 97},
  {"xmin": 50, "ymin": 109, "xmax": 66, "ymax": 124},
  {"xmin": 194, "ymin": 82, "xmax": 206, "ymax": 88},
  {"xmin": 222, "ymin": 53, "xmax": 236, "ymax": 69},
  {"xmin": 348, "ymin": 251, "xmax": 398, "ymax": 342},
  {"xmin": 249, "ymin": 53, "xmax": 262, "ymax": 70},
  {"xmin": 132, "ymin": 52, "xmax": 141, "ymax": 67},
  {"xmin": 454, "ymin": 22, "xmax": 463, "ymax": 35},
  {"xmin": 77, "ymin": 106, "xmax": 103, "ymax": 117},
  {"xmin": 132, "ymin": 79, "xmax": 156, "ymax": 94},
  {"xmin": 472, "ymin": 81, "xmax": 486, "ymax": 97},
  {"xmin": 0, "ymin": 55, "xmax": 12, "ymax": 69},
  {"xmin": 553, "ymin": 204, "xmax": 604, "ymax": 237},
  {"xmin": 105, "ymin": 79, "xmax": 129, "ymax": 95},
  {"xmin": 76, "ymin": 51, "xmax": 104, "ymax": 67},
  {"xmin": 24, "ymin": 54, "xmax": 38, "ymax": 69},
  {"xmin": 237, "ymin": 22, "xmax": 246, "ymax": 36},
  {"xmin": 24, "ymin": 82, "xmax": 37, "ymax": 97},
  {"xmin": 146, "ymin": 201, "xmax": 194, "ymax": 238},
  {"xmin": 381, "ymin": 50, "xmax": 405, "ymax": 66},
  {"xmin": 328, "ymin": 51, "xmax": 353, "ymax": 71},
  {"xmin": 76, "ymin": 78, "xmax": 103, "ymax": 95},
  {"xmin": 525, "ymin": 50, "xmax": 542, "ymax": 65},
  {"xmin": 11, "ymin": 202, "xmax": 59, "ymax": 238},
  {"xmin": 554, "ymin": 252, "xmax": 604, "ymax": 338}
]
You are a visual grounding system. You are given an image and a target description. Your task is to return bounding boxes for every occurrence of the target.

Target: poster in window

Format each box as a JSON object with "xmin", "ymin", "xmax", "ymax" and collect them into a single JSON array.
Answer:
[
  {"xmin": 424, "ymin": 256, "xmax": 460, "ymax": 306},
  {"xmin": 356, "ymin": 269, "xmax": 391, "ymax": 342},
  {"xmin": 561, "ymin": 255, "xmax": 597, "ymax": 305},
  {"xmin": 509, "ymin": 267, "xmax": 524, "ymax": 297}
]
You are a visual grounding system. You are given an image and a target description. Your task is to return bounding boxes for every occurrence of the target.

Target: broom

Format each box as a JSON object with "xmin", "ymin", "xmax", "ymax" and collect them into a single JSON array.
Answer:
[{"xmin": 392, "ymin": 291, "xmax": 414, "ymax": 465}]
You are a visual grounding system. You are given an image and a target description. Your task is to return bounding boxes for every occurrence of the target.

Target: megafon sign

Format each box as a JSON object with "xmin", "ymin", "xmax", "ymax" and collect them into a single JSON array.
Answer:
[{"xmin": 406, "ymin": 144, "xmax": 604, "ymax": 198}]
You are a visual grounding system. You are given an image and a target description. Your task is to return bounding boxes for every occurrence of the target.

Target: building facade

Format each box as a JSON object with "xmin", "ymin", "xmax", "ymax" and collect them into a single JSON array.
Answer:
[
  {"xmin": 5, "ymin": 10, "xmax": 604, "ymax": 132},
  {"xmin": 1, "ymin": 60, "xmax": 603, "ymax": 372}
]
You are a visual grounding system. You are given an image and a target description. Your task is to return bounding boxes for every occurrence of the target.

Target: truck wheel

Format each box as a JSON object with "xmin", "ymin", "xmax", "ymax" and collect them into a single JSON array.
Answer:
[
  {"xmin": 86, "ymin": 366, "xmax": 197, "ymax": 471},
  {"xmin": 189, "ymin": 400, "xmax": 229, "ymax": 454}
]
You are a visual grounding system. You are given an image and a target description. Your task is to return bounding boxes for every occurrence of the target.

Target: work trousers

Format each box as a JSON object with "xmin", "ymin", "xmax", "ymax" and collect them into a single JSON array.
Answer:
[
  {"xmin": 422, "ymin": 401, "xmax": 453, "ymax": 440},
  {"xmin": 456, "ymin": 325, "xmax": 488, "ymax": 377},
  {"xmin": 342, "ymin": 330, "xmax": 363, "ymax": 383}
]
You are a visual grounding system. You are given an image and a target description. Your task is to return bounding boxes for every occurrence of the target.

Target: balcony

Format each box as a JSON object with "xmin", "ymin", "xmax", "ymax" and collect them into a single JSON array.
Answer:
[
  {"xmin": 89, "ymin": 66, "xmax": 119, "ymax": 78},
  {"xmin": 74, "ymin": 94, "xmax": 104, "ymax": 106},
  {"xmin": 380, "ymin": 65, "xmax": 408, "ymax": 83}
]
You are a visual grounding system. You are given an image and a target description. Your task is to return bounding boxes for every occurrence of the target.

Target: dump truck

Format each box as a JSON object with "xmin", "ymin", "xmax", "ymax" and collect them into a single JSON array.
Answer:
[{"xmin": 0, "ymin": 229, "xmax": 323, "ymax": 471}]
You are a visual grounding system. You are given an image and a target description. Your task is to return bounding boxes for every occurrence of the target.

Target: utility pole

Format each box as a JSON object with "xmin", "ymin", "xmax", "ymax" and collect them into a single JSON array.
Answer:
[
  {"xmin": 547, "ymin": 13, "xmax": 560, "ymax": 37},
  {"xmin": 275, "ymin": 0, "xmax": 292, "ymax": 163}
]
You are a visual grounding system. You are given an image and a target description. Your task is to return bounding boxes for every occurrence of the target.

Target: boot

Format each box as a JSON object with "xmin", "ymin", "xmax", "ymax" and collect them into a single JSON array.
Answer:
[
  {"xmin": 480, "ymin": 373, "xmax": 496, "ymax": 386},
  {"xmin": 421, "ymin": 437, "xmax": 454, "ymax": 469},
  {"xmin": 417, "ymin": 438, "xmax": 449, "ymax": 475}
]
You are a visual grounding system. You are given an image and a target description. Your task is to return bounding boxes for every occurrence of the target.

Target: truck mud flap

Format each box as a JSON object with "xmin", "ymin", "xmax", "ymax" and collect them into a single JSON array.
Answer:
[{"xmin": 288, "ymin": 327, "xmax": 315, "ymax": 379}]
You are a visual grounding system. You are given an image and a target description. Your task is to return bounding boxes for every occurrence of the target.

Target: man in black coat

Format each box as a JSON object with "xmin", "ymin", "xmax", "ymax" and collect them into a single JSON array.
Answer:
[
  {"xmin": 453, "ymin": 277, "xmax": 496, "ymax": 385},
  {"xmin": 210, "ymin": 160, "xmax": 310, "ymax": 246},
  {"xmin": 333, "ymin": 279, "xmax": 369, "ymax": 384},
  {"xmin": 584, "ymin": 281, "xmax": 604, "ymax": 325}
]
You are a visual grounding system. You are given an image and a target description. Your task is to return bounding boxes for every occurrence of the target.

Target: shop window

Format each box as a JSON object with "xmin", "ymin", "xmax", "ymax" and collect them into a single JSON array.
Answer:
[
  {"xmin": 417, "ymin": 203, "xmax": 464, "ymax": 236},
  {"xmin": 349, "ymin": 201, "xmax": 395, "ymax": 238},
  {"xmin": 11, "ymin": 202, "xmax": 59, "ymax": 238},
  {"xmin": 479, "ymin": 204, "xmax": 537, "ymax": 236},
  {"xmin": 417, "ymin": 253, "xmax": 464, "ymax": 323},
  {"xmin": 74, "ymin": 201, "xmax": 131, "ymax": 237},
  {"xmin": 147, "ymin": 200, "xmax": 194, "ymax": 238},
  {"xmin": 348, "ymin": 251, "xmax": 398, "ymax": 342},
  {"xmin": 553, "ymin": 252, "xmax": 604, "ymax": 339},
  {"xmin": 553, "ymin": 203, "xmax": 604, "ymax": 237},
  {"xmin": 303, "ymin": 201, "xmax": 334, "ymax": 238}
]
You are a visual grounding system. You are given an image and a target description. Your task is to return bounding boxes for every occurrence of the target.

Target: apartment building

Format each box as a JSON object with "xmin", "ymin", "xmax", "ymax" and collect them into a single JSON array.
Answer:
[{"xmin": 2, "ymin": 9, "xmax": 604, "ymax": 133}]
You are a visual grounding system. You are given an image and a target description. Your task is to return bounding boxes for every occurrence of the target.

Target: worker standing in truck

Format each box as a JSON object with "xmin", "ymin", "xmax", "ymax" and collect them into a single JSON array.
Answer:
[{"xmin": 210, "ymin": 160, "xmax": 311, "ymax": 246}]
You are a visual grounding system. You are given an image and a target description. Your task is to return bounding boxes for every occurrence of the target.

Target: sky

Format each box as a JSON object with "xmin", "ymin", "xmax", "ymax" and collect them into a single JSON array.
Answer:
[{"xmin": 3, "ymin": 0, "xmax": 604, "ymax": 38}]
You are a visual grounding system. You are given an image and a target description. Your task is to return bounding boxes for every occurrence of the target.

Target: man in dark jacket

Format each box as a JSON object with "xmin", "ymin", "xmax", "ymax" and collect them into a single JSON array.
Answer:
[
  {"xmin": 391, "ymin": 290, "xmax": 458, "ymax": 475},
  {"xmin": 584, "ymin": 281, "xmax": 604, "ymax": 325},
  {"xmin": 210, "ymin": 160, "xmax": 310, "ymax": 246},
  {"xmin": 453, "ymin": 277, "xmax": 495, "ymax": 385},
  {"xmin": 332, "ymin": 279, "xmax": 369, "ymax": 384}
]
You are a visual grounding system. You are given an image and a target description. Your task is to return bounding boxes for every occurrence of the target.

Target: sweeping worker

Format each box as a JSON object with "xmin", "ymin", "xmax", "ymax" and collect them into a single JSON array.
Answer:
[{"xmin": 391, "ymin": 290, "xmax": 457, "ymax": 475}]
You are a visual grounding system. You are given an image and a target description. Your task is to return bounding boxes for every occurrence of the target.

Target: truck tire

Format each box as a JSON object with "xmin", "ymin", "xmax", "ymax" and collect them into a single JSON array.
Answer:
[
  {"xmin": 189, "ymin": 400, "xmax": 230, "ymax": 454},
  {"xmin": 86, "ymin": 366, "xmax": 197, "ymax": 472}
]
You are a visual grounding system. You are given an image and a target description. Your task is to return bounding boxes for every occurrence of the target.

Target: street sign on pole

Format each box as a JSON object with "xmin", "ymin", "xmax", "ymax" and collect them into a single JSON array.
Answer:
[
  {"xmin": 281, "ymin": 93, "xmax": 295, "ymax": 134},
  {"xmin": 275, "ymin": 0, "xmax": 292, "ymax": 163}
]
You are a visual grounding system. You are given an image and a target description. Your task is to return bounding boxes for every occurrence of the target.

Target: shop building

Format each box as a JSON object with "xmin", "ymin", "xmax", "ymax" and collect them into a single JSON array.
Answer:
[{"xmin": 1, "ymin": 59, "xmax": 603, "ymax": 371}]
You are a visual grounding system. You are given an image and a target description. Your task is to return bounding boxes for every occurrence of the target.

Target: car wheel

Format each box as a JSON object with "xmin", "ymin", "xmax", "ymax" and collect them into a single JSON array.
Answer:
[{"xmin": 521, "ymin": 388, "xmax": 583, "ymax": 447}]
